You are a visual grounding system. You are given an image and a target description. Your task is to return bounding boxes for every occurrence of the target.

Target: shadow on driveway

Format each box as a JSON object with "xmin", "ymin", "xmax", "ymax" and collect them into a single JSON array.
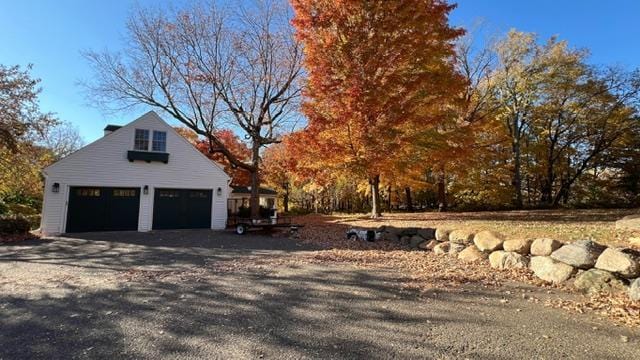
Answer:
[
  {"xmin": 2, "ymin": 230, "xmax": 640, "ymax": 359},
  {"xmin": 2, "ymin": 262, "xmax": 639, "ymax": 359},
  {"xmin": 0, "ymin": 229, "xmax": 316, "ymax": 271}
]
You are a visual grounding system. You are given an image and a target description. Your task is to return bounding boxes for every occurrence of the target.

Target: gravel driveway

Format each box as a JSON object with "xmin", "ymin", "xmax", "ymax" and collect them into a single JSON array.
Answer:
[{"xmin": 1, "ymin": 230, "xmax": 639, "ymax": 359}]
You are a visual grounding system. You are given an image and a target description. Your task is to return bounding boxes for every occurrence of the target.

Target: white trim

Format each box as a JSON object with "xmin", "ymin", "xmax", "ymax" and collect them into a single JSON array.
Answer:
[
  {"xmin": 60, "ymin": 184, "xmax": 69, "ymax": 233},
  {"xmin": 210, "ymin": 188, "xmax": 217, "ymax": 230}
]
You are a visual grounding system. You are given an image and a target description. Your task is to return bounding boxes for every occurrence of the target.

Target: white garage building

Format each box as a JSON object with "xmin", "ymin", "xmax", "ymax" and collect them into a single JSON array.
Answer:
[{"xmin": 40, "ymin": 111, "xmax": 231, "ymax": 235}]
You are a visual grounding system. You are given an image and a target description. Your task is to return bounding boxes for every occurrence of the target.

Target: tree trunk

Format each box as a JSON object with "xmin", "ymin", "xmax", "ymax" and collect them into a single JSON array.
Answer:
[
  {"xmin": 250, "ymin": 171, "xmax": 260, "ymax": 219},
  {"xmin": 369, "ymin": 175, "xmax": 382, "ymax": 218},
  {"xmin": 283, "ymin": 191, "xmax": 289, "ymax": 213},
  {"xmin": 437, "ymin": 167, "xmax": 447, "ymax": 212},
  {"xmin": 404, "ymin": 187, "xmax": 413, "ymax": 212},
  {"xmin": 250, "ymin": 143, "xmax": 261, "ymax": 219},
  {"xmin": 553, "ymin": 181, "xmax": 568, "ymax": 207},
  {"xmin": 312, "ymin": 194, "xmax": 318, "ymax": 213},
  {"xmin": 387, "ymin": 185, "xmax": 392, "ymax": 211},
  {"xmin": 512, "ymin": 138, "xmax": 524, "ymax": 209},
  {"xmin": 282, "ymin": 181, "xmax": 289, "ymax": 213},
  {"xmin": 540, "ymin": 150, "xmax": 555, "ymax": 206}
]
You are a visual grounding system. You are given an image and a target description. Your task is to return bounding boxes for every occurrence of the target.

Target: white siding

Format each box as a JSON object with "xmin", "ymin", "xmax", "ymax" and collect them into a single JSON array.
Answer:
[{"xmin": 40, "ymin": 111, "xmax": 230, "ymax": 235}]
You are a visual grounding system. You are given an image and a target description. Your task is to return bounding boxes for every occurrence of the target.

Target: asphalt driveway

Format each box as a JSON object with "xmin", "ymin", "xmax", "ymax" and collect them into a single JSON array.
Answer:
[{"xmin": 1, "ymin": 230, "xmax": 639, "ymax": 359}]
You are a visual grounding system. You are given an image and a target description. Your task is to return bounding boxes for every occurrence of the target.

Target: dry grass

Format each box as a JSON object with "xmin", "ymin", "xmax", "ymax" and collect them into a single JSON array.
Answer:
[{"xmin": 298, "ymin": 208, "xmax": 639, "ymax": 248}]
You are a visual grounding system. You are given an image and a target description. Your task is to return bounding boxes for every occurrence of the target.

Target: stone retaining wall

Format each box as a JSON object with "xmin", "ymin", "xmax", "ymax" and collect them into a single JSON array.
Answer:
[{"xmin": 375, "ymin": 225, "xmax": 640, "ymax": 301}]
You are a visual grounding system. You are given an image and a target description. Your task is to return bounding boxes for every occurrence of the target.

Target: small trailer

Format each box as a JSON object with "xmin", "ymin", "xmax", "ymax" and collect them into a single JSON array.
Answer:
[{"xmin": 227, "ymin": 214, "xmax": 304, "ymax": 235}]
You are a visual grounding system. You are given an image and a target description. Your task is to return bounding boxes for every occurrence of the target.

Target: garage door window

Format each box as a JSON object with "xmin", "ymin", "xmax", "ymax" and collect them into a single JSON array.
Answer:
[
  {"xmin": 113, "ymin": 189, "xmax": 137, "ymax": 197},
  {"xmin": 189, "ymin": 190, "xmax": 209, "ymax": 198},
  {"xmin": 158, "ymin": 190, "xmax": 180, "ymax": 198},
  {"xmin": 77, "ymin": 188, "xmax": 100, "ymax": 197}
]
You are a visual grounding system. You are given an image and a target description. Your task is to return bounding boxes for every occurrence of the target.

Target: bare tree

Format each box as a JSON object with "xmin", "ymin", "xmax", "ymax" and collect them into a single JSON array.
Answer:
[
  {"xmin": 43, "ymin": 121, "xmax": 84, "ymax": 160},
  {"xmin": 84, "ymin": 0, "xmax": 303, "ymax": 219}
]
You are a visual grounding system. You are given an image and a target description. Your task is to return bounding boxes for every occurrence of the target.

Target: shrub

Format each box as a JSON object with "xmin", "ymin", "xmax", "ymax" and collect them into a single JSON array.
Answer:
[
  {"xmin": 0, "ymin": 200, "xmax": 7, "ymax": 216},
  {"xmin": 24, "ymin": 215, "xmax": 41, "ymax": 230},
  {"xmin": 6, "ymin": 203, "xmax": 39, "ymax": 215},
  {"xmin": 0, "ymin": 215, "xmax": 32, "ymax": 235}
]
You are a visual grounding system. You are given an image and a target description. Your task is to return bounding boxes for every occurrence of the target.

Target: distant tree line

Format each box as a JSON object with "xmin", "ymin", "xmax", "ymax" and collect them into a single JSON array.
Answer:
[{"xmin": 259, "ymin": 1, "xmax": 640, "ymax": 215}]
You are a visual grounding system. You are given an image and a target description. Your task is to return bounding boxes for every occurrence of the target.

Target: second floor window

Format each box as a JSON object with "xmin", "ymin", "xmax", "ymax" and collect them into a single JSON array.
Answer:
[
  {"xmin": 152, "ymin": 131, "xmax": 167, "ymax": 152},
  {"xmin": 134, "ymin": 129, "xmax": 149, "ymax": 151}
]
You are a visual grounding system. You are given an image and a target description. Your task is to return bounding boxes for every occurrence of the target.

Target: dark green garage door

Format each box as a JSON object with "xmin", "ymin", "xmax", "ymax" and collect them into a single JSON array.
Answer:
[
  {"xmin": 66, "ymin": 187, "xmax": 140, "ymax": 232},
  {"xmin": 152, "ymin": 189, "xmax": 212, "ymax": 230}
]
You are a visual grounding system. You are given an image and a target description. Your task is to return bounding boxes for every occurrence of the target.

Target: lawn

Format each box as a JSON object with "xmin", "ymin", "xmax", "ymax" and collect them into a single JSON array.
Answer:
[{"xmin": 295, "ymin": 208, "xmax": 640, "ymax": 248}]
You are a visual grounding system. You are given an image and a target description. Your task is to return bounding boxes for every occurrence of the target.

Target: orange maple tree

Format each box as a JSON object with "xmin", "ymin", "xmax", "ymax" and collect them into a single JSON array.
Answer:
[
  {"xmin": 291, "ymin": 0, "xmax": 465, "ymax": 217},
  {"xmin": 196, "ymin": 130, "xmax": 252, "ymax": 186},
  {"xmin": 262, "ymin": 137, "xmax": 298, "ymax": 212},
  {"xmin": 175, "ymin": 127, "xmax": 252, "ymax": 186}
]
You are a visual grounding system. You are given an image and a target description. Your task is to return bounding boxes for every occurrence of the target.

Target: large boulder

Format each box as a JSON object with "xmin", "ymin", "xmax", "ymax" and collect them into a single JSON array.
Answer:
[
  {"xmin": 550, "ymin": 240, "xmax": 606, "ymax": 269},
  {"xmin": 530, "ymin": 238, "xmax": 563, "ymax": 256},
  {"xmin": 417, "ymin": 228, "xmax": 436, "ymax": 240},
  {"xmin": 409, "ymin": 235, "xmax": 426, "ymax": 249},
  {"xmin": 530, "ymin": 256, "xmax": 576, "ymax": 284},
  {"xmin": 595, "ymin": 248, "xmax": 640, "ymax": 278},
  {"xmin": 489, "ymin": 251, "xmax": 529, "ymax": 270},
  {"xmin": 503, "ymin": 239, "xmax": 533, "ymax": 255},
  {"xmin": 433, "ymin": 242, "xmax": 450, "ymax": 255},
  {"xmin": 616, "ymin": 214, "xmax": 640, "ymax": 231},
  {"xmin": 449, "ymin": 229, "xmax": 475, "ymax": 245},
  {"xmin": 574, "ymin": 269, "xmax": 626, "ymax": 295},
  {"xmin": 435, "ymin": 228, "xmax": 450, "ymax": 242},
  {"xmin": 458, "ymin": 246, "xmax": 488, "ymax": 263},
  {"xmin": 473, "ymin": 230, "xmax": 504, "ymax": 252},
  {"xmin": 630, "ymin": 237, "xmax": 640, "ymax": 249},
  {"xmin": 630, "ymin": 278, "xmax": 640, "ymax": 301},
  {"xmin": 448, "ymin": 243, "xmax": 466, "ymax": 255}
]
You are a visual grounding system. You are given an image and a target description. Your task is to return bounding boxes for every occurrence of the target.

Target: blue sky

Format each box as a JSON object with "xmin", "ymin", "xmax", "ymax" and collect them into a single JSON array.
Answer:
[{"xmin": 1, "ymin": 0, "xmax": 639, "ymax": 143}]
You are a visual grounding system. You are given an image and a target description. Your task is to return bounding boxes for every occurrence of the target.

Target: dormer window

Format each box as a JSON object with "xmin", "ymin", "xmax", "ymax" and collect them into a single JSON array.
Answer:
[
  {"xmin": 134, "ymin": 129, "xmax": 149, "ymax": 151},
  {"xmin": 129, "ymin": 129, "xmax": 169, "ymax": 163},
  {"xmin": 152, "ymin": 131, "xmax": 167, "ymax": 152},
  {"xmin": 133, "ymin": 129, "xmax": 167, "ymax": 152}
]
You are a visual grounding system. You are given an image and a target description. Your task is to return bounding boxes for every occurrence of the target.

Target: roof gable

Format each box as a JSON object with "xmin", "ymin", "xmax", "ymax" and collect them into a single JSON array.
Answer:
[{"xmin": 45, "ymin": 111, "xmax": 230, "ymax": 181}]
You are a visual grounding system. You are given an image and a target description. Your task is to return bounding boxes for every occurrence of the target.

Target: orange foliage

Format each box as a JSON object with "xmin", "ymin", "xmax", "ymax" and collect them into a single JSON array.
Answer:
[
  {"xmin": 290, "ymin": 0, "xmax": 465, "ymax": 212},
  {"xmin": 175, "ymin": 127, "xmax": 252, "ymax": 186},
  {"xmin": 262, "ymin": 138, "xmax": 295, "ymax": 188}
]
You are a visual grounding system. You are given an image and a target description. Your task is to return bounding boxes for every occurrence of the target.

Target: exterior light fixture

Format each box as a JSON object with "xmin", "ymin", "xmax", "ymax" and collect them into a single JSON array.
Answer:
[
  {"xmin": 143, "ymin": 185, "xmax": 149, "ymax": 195},
  {"xmin": 52, "ymin": 182, "xmax": 60, "ymax": 193},
  {"xmin": 216, "ymin": 187, "xmax": 223, "ymax": 196}
]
